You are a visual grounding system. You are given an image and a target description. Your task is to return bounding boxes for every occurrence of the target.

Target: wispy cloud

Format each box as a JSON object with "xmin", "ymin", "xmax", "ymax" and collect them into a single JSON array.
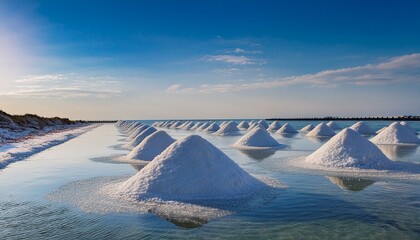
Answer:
[
  {"xmin": 3, "ymin": 88, "xmax": 121, "ymax": 98},
  {"xmin": 205, "ymin": 55, "xmax": 255, "ymax": 65},
  {"xmin": 1, "ymin": 73, "xmax": 123, "ymax": 98},
  {"xmin": 227, "ymin": 48, "xmax": 262, "ymax": 54},
  {"xmin": 213, "ymin": 67, "xmax": 240, "ymax": 75},
  {"xmin": 167, "ymin": 53, "xmax": 420, "ymax": 94}
]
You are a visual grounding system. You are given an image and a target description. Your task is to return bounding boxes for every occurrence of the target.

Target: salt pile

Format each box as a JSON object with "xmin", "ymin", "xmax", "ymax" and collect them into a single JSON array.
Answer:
[
  {"xmin": 300, "ymin": 124, "xmax": 314, "ymax": 132},
  {"xmin": 237, "ymin": 121, "xmax": 250, "ymax": 130},
  {"xmin": 196, "ymin": 122, "xmax": 210, "ymax": 131},
  {"xmin": 349, "ymin": 121, "xmax": 375, "ymax": 135},
  {"xmin": 258, "ymin": 120, "xmax": 269, "ymax": 129},
  {"xmin": 117, "ymin": 135, "xmax": 265, "ymax": 200},
  {"xmin": 306, "ymin": 123, "xmax": 336, "ymax": 137},
  {"xmin": 401, "ymin": 121, "xmax": 417, "ymax": 134},
  {"xmin": 306, "ymin": 128, "xmax": 391, "ymax": 169},
  {"xmin": 124, "ymin": 127, "xmax": 157, "ymax": 149},
  {"xmin": 125, "ymin": 122, "xmax": 142, "ymax": 134},
  {"xmin": 275, "ymin": 123, "xmax": 298, "ymax": 134},
  {"xmin": 190, "ymin": 122, "xmax": 203, "ymax": 131},
  {"xmin": 370, "ymin": 122, "xmax": 420, "ymax": 145},
  {"xmin": 182, "ymin": 121, "xmax": 195, "ymax": 130},
  {"xmin": 326, "ymin": 121, "xmax": 340, "ymax": 130},
  {"xmin": 170, "ymin": 122, "xmax": 182, "ymax": 129},
  {"xmin": 203, "ymin": 122, "xmax": 220, "ymax": 133},
  {"xmin": 128, "ymin": 125, "xmax": 149, "ymax": 139},
  {"xmin": 233, "ymin": 127, "xmax": 284, "ymax": 149},
  {"xmin": 214, "ymin": 121, "xmax": 240, "ymax": 136},
  {"xmin": 219, "ymin": 121, "xmax": 227, "ymax": 127},
  {"xmin": 127, "ymin": 131, "xmax": 176, "ymax": 161},
  {"xmin": 267, "ymin": 121, "xmax": 282, "ymax": 132}
]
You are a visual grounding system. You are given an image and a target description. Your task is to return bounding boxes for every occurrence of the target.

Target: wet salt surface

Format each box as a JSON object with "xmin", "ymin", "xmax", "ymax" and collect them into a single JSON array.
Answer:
[{"xmin": 1, "ymin": 122, "xmax": 420, "ymax": 239}]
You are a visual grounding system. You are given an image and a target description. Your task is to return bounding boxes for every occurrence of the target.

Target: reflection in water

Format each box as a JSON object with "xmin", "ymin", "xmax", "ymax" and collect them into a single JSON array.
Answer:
[
  {"xmin": 149, "ymin": 208, "xmax": 208, "ymax": 228},
  {"xmin": 376, "ymin": 144, "xmax": 419, "ymax": 160},
  {"xmin": 326, "ymin": 176, "xmax": 375, "ymax": 192},
  {"xmin": 130, "ymin": 163, "xmax": 147, "ymax": 171},
  {"xmin": 306, "ymin": 136, "xmax": 331, "ymax": 144},
  {"xmin": 278, "ymin": 133, "xmax": 298, "ymax": 139},
  {"xmin": 238, "ymin": 149, "xmax": 276, "ymax": 161}
]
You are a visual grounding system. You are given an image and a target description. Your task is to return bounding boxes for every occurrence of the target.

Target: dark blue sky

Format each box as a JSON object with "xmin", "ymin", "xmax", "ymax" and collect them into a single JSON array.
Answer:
[{"xmin": 1, "ymin": 0, "xmax": 419, "ymax": 119}]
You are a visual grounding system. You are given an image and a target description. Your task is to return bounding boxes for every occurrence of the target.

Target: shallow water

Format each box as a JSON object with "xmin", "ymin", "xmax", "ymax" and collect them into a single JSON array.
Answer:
[{"xmin": 1, "ymin": 122, "xmax": 420, "ymax": 239}]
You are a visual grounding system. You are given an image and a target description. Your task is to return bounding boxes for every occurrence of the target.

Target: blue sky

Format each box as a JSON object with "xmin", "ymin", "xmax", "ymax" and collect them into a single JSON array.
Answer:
[{"xmin": 0, "ymin": 0, "xmax": 419, "ymax": 120}]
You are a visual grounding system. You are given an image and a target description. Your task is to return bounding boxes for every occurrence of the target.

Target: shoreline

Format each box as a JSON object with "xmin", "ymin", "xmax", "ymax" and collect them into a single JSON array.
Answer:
[{"xmin": 0, "ymin": 124, "xmax": 98, "ymax": 169}]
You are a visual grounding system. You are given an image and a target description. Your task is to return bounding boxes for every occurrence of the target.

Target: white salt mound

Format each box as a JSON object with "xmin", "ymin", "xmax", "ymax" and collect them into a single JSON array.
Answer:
[
  {"xmin": 237, "ymin": 121, "xmax": 250, "ymax": 130},
  {"xmin": 267, "ymin": 121, "xmax": 282, "ymax": 132},
  {"xmin": 233, "ymin": 127, "xmax": 284, "ymax": 149},
  {"xmin": 182, "ymin": 121, "xmax": 195, "ymax": 130},
  {"xmin": 196, "ymin": 122, "xmax": 210, "ymax": 131},
  {"xmin": 258, "ymin": 120, "xmax": 269, "ymax": 129},
  {"xmin": 203, "ymin": 122, "xmax": 220, "ymax": 133},
  {"xmin": 326, "ymin": 121, "xmax": 340, "ymax": 130},
  {"xmin": 350, "ymin": 121, "xmax": 375, "ymax": 135},
  {"xmin": 117, "ymin": 135, "xmax": 265, "ymax": 200},
  {"xmin": 124, "ymin": 127, "xmax": 157, "ymax": 149},
  {"xmin": 128, "ymin": 125, "xmax": 149, "ymax": 139},
  {"xmin": 370, "ymin": 122, "xmax": 420, "ymax": 145},
  {"xmin": 190, "ymin": 122, "xmax": 203, "ymax": 131},
  {"xmin": 306, "ymin": 123, "xmax": 336, "ymax": 137},
  {"xmin": 275, "ymin": 123, "xmax": 298, "ymax": 134},
  {"xmin": 170, "ymin": 122, "xmax": 182, "ymax": 129},
  {"xmin": 306, "ymin": 128, "xmax": 391, "ymax": 169},
  {"xmin": 300, "ymin": 124, "xmax": 314, "ymax": 132},
  {"xmin": 400, "ymin": 121, "xmax": 417, "ymax": 134},
  {"xmin": 127, "ymin": 131, "xmax": 176, "ymax": 161},
  {"xmin": 214, "ymin": 121, "xmax": 240, "ymax": 136}
]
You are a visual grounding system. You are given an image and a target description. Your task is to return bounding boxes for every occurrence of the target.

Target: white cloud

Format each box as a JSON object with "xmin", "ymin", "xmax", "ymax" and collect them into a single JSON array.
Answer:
[
  {"xmin": 229, "ymin": 48, "xmax": 262, "ymax": 54},
  {"xmin": 3, "ymin": 88, "xmax": 121, "ymax": 98},
  {"xmin": 1, "ymin": 73, "xmax": 123, "ymax": 98},
  {"xmin": 213, "ymin": 68, "xmax": 240, "ymax": 75},
  {"xmin": 167, "ymin": 53, "xmax": 420, "ymax": 94},
  {"xmin": 205, "ymin": 55, "xmax": 255, "ymax": 65}
]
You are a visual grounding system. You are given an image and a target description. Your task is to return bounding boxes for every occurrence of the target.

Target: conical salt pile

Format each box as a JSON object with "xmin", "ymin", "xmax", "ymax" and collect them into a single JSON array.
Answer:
[
  {"xmin": 267, "ymin": 121, "xmax": 282, "ymax": 132},
  {"xmin": 182, "ymin": 121, "xmax": 195, "ymax": 130},
  {"xmin": 203, "ymin": 122, "xmax": 220, "ymax": 133},
  {"xmin": 300, "ymin": 124, "xmax": 314, "ymax": 132},
  {"xmin": 214, "ymin": 121, "xmax": 241, "ymax": 136},
  {"xmin": 196, "ymin": 122, "xmax": 210, "ymax": 131},
  {"xmin": 233, "ymin": 127, "xmax": 284, "ymax": 149},
  {"xmin": 370, "ymin": 122, "xmax": 420, "ymax": 145},
  {"xmin": 306, "ymin": 128, "xmax": 391, "ymax": 169},
  {"xmin": 400, "ymin": 121, "xmax": 417, "ymax": 134},
  {"xmin": 170, "ymin": 121, "xmax": 182, "ymax": 129},
  {"xmin": 350, "ymin": 121, "xmax": 375, "ymax": 135},
  {"xmin": 306, "ymin": 123, "xmax": 336, "ymax": 137},
  {"xmin": 128, "ymin": 125, "xmax": 149, "ymax": 139},
  {"xmin": 124, "ymin": 127, "xmax": 157, "ymax": 149},
  {"xmin": 237, "ymin": 121, "xmax": 250, "ymax": 130},
  {"xmin": 117, "ymin": 135, "xmax": 265, "ymax": 200},
  {"xmin": 190, "ymin": 122, "xmax": 203, "ymax": 131},
  {"xmin": 258, "ymin": 120, "xmax": 269, "ymax": 129},
  {"xmin": 127, "ymin": 131, "xmax": 176, "ymax": 161},
  {"xmin": 275, "ymin": 123, "xmax": 298, "ymax": 134},
  {"xmin": 326, "ymin": 121, "xmax": 340, "ymax": 130}
]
